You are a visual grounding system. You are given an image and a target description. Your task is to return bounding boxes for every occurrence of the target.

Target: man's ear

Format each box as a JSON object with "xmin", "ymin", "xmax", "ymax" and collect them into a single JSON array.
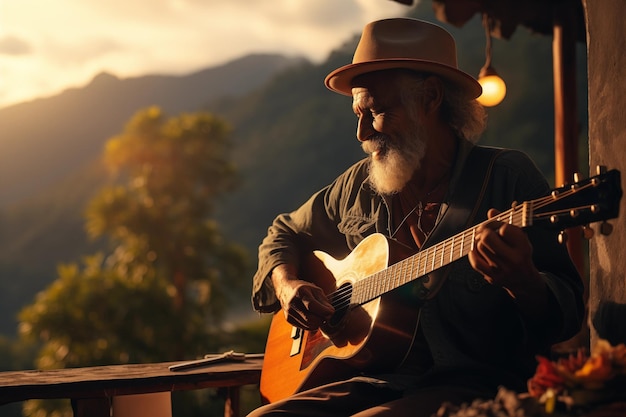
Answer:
[{"xmin": 422, "ymin": 76, "xmax": 444, "ymax": 114}]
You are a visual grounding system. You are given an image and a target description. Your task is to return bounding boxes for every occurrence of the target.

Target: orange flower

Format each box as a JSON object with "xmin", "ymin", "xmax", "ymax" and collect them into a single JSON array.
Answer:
[
  {"xmin": 554, "ymin": 348, "xmax": 588, "ymax": 386},
  {"xmin": 573, "ymin": 353, "xmax": 614, "ymax": 389},
  {"xmin": 528, "ymin": 356, "xmax": 566, "ymax": 397},
  {"xmin": 528, "ymin": 339, "xmax": 626, "ymax": 410}
]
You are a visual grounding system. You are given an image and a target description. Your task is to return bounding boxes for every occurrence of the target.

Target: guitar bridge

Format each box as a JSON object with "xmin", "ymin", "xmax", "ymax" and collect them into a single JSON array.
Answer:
[{"xmin": 290, "ymin": 326, "xmax": 303, "ymax": 356}]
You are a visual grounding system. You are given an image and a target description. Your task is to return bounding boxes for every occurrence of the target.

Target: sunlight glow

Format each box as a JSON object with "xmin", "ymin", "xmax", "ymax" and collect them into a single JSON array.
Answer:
[{"xmin": 0, "ymin": 0, "xmax": 414, "ymax": 109}]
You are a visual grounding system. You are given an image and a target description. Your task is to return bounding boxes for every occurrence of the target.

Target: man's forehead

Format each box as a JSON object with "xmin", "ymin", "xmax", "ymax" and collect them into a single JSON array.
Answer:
[
  {"xmin": 352, "ymin": 83, "xmax": 401, "ymax": 107},
  {"xmin": 352, "ymin": 87, "xmax": 370, "ymax": 99},
  {"xmin": 351, "ymin": 88, "xmax": 374, "ymax": 108}
]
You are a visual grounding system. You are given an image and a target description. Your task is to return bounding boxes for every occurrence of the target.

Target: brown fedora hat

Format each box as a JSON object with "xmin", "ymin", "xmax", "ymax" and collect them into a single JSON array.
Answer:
[{"xmin": 325, "ymin": 18, "xmax": 482, "ymax": 99}]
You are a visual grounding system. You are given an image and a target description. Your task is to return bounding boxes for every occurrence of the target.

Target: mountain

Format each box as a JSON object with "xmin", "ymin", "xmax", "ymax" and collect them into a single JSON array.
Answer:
[
  {"xmin": 0, "ymin": 4, "xmax": 589, "ymax": 336},
  {"xmin": 0, "ymin": 53, "xmax": 306, "ymax": 206}
]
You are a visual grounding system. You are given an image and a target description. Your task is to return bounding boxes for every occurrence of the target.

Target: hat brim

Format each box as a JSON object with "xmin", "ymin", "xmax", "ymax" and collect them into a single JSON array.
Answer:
[{"xmin": 324, "ymin": 59, "xmax": 482, "ymax": 99}]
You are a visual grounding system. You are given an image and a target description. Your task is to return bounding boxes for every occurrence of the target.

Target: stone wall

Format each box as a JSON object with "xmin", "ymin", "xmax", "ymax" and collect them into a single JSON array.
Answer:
[{"xmin": 585, "ymin": 0, "xmax": 626, "ymax": 347}]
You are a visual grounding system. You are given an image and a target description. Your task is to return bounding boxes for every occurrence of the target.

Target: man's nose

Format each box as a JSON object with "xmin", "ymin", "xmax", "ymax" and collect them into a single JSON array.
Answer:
[{"xmin": 356, "ymin": 115, "xmax": 375, "ymax": 142}]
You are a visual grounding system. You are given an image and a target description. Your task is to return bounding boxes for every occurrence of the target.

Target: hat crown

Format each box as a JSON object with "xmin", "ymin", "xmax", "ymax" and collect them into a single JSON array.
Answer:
[
  {"xmin": 353, "ymin": 18, "xmax": 458, "ymax": 68},
  {"xmin": 325, "ymin": 18, "xmax": 481, "ymax": 98}
]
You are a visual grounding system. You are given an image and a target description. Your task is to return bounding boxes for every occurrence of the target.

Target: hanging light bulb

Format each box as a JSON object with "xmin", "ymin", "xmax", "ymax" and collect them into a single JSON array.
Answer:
[
  {"xmin": 477, "ymin": 14, "xmax": 506, "ymax": 107},
  {"xmin": 478, "ymin": 66, "xmax": 506, "ymax": 107}
]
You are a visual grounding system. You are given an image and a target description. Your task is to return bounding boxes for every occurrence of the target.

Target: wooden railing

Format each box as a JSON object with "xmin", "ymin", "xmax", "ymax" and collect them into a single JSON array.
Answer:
[{"xmin": 0, "ymin": 356, "xmax": 262, "ymax": 417}]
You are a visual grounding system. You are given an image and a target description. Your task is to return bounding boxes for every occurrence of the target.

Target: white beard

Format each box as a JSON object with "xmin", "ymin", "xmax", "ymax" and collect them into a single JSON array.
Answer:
[{"xmin": 364, "ymin": 127, "xmax": 427, "ymax": 195}]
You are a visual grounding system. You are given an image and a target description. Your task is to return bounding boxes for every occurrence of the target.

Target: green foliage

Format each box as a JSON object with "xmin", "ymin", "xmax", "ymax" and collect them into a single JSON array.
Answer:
[
  {"xmin": 0, "ymin": 335, "xmax": 37, "ymax": 371},
  {"xmin": 21, "ymin": 399, "xmax": 72, "ymax": 417},
  {"xmin": 17, "ymin": 254, "xmax": 215, "ymax": 417},
  {"xmin": 19, "ymin": 254, "xmax": 212, "ymax": 367},
  {"xmin": 103, "ymin": 106, "xmax": 238, "ymax": 204},
  {"xmin": 17, "ymin": 255, "xmax": 262, "ymax": 416},
  {"xmin": 0, "ymin": 337, "xmax": 38, "ymax": 416},
  {"xmin": 85, "ymin": 107, "xmax": 249, "ymax": 317},
  {"xmin": 17, "ymin": 107, "xmax": 254, "ymax": 416}
]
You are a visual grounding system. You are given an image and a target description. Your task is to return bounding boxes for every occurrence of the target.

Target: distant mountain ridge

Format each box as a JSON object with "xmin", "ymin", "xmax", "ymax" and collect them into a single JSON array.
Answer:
[{"xmin": 0, "ymin": 53, "xmax": 306, "ymax": 206}]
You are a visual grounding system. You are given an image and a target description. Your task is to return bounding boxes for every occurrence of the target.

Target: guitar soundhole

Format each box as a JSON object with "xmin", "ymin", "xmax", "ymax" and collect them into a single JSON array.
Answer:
[{"xmin": 326, "ymin": 282, "xmax": 352, "ymax": 329}]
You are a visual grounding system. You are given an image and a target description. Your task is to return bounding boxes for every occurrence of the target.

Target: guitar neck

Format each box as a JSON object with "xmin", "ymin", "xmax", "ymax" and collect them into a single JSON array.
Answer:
[
  {"xmin": 344, "ymin": 167, "xmax": 621, "ymax": 306},
  {"xmin": 351, "ymin": 202, "xmax": 531, "ymax": 305}
]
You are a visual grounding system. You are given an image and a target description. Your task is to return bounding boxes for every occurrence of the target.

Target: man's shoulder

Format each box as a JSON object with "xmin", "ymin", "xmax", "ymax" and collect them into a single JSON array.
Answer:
[
  {"xmin": 471, "ymin": 145, "xmax": 539, "ymax": 172},
  {"xmin": 472, "ymin": 145, "xmax": 527, "ymax": 158}
]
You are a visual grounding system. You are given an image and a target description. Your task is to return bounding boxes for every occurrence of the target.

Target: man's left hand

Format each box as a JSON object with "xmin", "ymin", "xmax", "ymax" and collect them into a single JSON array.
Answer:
[{"xmin": 468, "ymin": 208, "xmax": 548, "ymax": 315}]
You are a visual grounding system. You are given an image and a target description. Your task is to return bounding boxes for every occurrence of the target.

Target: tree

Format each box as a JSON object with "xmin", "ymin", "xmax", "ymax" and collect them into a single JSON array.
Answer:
[
  {"xmin": 19, "ymin": 255, "xmax": 213, "ymax": 367},
  {"xmin": 86, "ymin": 106, "xmax": 247, "ymax": 321},
  {"xmin": 18, "ymin": 107, "xmax": 251, "ymax": 416}
]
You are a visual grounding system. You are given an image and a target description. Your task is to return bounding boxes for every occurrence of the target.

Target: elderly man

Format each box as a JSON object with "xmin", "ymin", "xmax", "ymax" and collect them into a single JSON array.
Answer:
[{"xmin": 249, "ymin": 18, "xmax": 584, "ymax": 417}]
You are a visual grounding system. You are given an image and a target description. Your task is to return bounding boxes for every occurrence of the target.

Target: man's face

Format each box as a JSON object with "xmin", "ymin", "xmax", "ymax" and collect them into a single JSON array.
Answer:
[{"xmin": 352, "ymin": 72, "xmax": 427, "ymax": 195}]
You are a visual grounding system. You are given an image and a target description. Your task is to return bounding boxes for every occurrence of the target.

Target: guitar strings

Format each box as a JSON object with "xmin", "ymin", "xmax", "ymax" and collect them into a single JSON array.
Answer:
[
  {"xmin": 327, "ymin": 206, "xmax": 525, "ymax": 310},
  {"xmin": 326, "ymin": 203, "xmax": 533, "ymax": 310}
]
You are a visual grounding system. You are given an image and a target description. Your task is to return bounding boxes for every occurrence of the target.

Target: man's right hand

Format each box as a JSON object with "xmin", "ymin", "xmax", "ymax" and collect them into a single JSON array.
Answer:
[{"xmin": 271, "ymin": 265, "xmax": 335, "ymax": 330}]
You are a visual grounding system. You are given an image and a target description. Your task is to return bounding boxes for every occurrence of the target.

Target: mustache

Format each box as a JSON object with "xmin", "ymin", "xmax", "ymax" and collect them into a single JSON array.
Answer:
[{"xmin": 362, "ymin": 134, "xmax": 392, "ymax": 154}]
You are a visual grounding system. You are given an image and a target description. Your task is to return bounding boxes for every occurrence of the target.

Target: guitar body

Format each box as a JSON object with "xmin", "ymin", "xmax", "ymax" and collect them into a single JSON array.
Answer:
[{"xmin": 260, "ymin": 234, "xmax": 420, "ymax": 404}]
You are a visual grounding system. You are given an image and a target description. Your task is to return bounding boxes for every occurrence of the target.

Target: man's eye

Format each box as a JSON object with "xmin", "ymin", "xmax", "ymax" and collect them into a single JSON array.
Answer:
[{"xmin": 371, "ymin": 111, "xmax": 383, "ymax": 121}]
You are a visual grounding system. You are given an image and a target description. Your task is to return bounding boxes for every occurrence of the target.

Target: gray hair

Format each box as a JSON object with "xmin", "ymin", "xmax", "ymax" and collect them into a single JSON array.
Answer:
[{"xmin": 396, "ymin": 70, "xmax": 487, "ymax": 143}]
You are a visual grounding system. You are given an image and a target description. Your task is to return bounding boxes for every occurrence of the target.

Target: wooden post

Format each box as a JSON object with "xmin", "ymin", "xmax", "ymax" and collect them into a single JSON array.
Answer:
[
  {"xmin": 553, "ymin": 3, "xmax": 583, "ymax": 273},
  {"xmin": 220, "ymin": 386, "xmax": 241, "ymax": 417},
  {"xmin": 553, "ymin": 2, "xmax": 588, "ymax": 350}
]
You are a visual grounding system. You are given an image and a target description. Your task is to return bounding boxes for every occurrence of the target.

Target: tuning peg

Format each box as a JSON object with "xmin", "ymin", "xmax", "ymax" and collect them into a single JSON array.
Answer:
[
  {"xmin": 596, "ymin": 165, "xmax": 607, "ymax": 175},
  {"xmin": 573, "ymin": 172, "xmax": 581, "ymax": 183},
  {"xmin": 582, "ymin": 225, "xmax": 595, "ymax": 240},
  {"xmin": 558, "ymin": 231, "xmax": 568, "ymax": 244},
  {"xmin": 600, "ymin": 221, "xmax": 614, "ymax": 236}
]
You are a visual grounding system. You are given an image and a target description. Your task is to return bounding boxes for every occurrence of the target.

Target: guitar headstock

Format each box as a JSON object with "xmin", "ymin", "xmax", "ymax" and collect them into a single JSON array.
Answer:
[{"xmin": 531, "ymin": 167, "xmax": 622, "ymax": 233}]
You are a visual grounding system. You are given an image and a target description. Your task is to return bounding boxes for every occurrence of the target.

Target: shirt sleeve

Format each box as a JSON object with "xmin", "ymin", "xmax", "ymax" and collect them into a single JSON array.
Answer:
[{"xmin": 251, "ymin": 160, "xmax": 370, "ymax": 313}]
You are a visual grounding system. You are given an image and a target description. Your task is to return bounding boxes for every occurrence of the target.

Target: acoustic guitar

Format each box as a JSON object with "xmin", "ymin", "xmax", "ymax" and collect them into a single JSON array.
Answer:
[{"xmin": 260, "ymin": 168, "xmax": 622, "ymax": 404}]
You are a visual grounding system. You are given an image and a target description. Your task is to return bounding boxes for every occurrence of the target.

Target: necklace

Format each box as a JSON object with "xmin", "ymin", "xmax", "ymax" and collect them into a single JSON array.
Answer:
[
  {"xmin": 391, "ymin": 170, "xmax": 451, "ymax": 240},
  {"xmin": 415, "ymin": 201, "xmax": 442, "ymax": 237}
]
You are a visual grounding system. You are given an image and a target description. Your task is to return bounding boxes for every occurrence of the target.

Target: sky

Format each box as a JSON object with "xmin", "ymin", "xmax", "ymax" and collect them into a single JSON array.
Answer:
[{"xmin": 0, "ymin": 0, "xmax": 413, "ymax": 109}]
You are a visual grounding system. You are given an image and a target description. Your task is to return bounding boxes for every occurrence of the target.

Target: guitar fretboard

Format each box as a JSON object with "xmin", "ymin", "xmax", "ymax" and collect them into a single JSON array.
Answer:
[{"xmin": 351, "ymin": 201, "xmax": 532, "ymax": 305}]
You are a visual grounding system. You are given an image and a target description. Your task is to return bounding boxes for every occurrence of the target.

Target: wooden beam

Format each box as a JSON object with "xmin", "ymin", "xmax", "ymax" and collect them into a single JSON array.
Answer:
[{"xmin": 553, "ymin": 3, "xmax": 583, "ymax": 275}]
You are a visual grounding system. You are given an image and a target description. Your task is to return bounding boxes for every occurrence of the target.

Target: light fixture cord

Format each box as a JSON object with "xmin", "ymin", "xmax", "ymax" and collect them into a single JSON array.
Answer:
[{"xmin": 482, "ymin": 13, "xmax": 493, "ymax": 69}]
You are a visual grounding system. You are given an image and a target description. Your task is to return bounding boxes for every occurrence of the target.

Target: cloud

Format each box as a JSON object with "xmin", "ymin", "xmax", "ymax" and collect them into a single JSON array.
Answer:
[
  {"xmin": 42, "ymin": 38, "xmax": 125, "ymax": 67},
  {"xmin": 0, "ymin": 0, "xmax": 413, "ymax": 108}
]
